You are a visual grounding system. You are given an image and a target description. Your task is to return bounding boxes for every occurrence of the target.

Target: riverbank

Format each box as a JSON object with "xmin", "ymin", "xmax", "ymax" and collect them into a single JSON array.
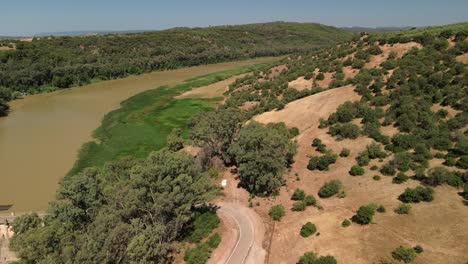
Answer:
[{"xmin": 0, "ymin": 56, "xmax": 281, "ymax": 213}]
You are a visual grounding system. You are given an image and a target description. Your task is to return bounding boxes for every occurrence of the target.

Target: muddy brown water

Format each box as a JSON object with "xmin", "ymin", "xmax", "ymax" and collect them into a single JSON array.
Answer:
[{"xmin": 0, "ymin": 57, "xmax": 279, "ymax": 213}]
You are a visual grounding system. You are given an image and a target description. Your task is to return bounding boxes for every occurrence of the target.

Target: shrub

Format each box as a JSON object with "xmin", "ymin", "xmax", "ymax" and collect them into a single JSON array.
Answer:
[
  {"xmin": 304, "ymin": 195, "xmax": 317, "ymax": 206},
  {"xmin": 356, "ymin": 154, "xmax": 370, "ymax": 166},
  {"xmin": 456, "ymin": 155, "xmax": 468, "ymax": 169},
  {"xmin": 398, "ymin": 186, "xmax": 434, "ymax": 203},
  {"xmin": 300, "ymin": 222, "xmax": 317, "ymax": 237},
  {"xmin": 292, "ymin": 201, "xmax": 307, "ymax": 211},
  {"xmin": 373, "ymin": 175, "xmax": 381, "ymax": 181},
  {"xmin": 349, "ymin": 165, "xmax": 365, "ymax": 176},
  {"xmin": 395, "ymin": 203, "xmax": 411, "ymax": 214},
  {"xmin": 426, "ymin": 167, "xmax": 463, "ymax": 187},
  {"xmin": 318, "ymin": 180, "xmax": 342, "ymax": 198},
  {"xmin": 289, "ymin": 127, "xmax": 300, "ymax": 137},
  {"xmin": 413, "ymin": 245, "xmax": 424, "ymax": 254},
  {"xmin": 393, "ymin": 172, "xmax": 409, "ymax": 184},
  {"xmin": 298, "ymin": 252, "xmax": 337, "ymax": 264},
  {"xmin": 380, "ymin": 163, "xmax": 396, "ymax": 176},
  {"xmin": 340, "ymin": 148, "xmax": 351, "ymax": 157},
  {"xmin": 368, "ymin": 45, "xmax": 383, "ymax": 55},
  {"xmin": 352, "ymin": 204, "xmax": 376, "ymax": 224},
  {"xmin": 377, "ymin": 205, "xmax": 386, "ymax": 213},
  {"xmin": 329, "ymin": 123, "xmax": 361, "ymax": 139},
  {"xmin": 392, "ymin": 245, "xmax": 417, "ymax": 263},
  {"xmin": 292, "ymin": 189, "xmax": 306, "ymax": 201},
  {"xmin": 307, "ymin": 152, "xmax": 338, "ymax": 171},
  {"xmin": 352, "ymin": 59, "xmax": 365, "ymax": 69},
  {"xmin": 269, "ymin": 205, "xmax": 285, "ymax": 221},
  {"xmin": 312, "ymin": 138, "xmax": 323, "ymax": 147},
  {"xmin": 316, "ymin": 72, "xmax": 325, "ymax": 81},
  {"xmin": 188, "ymin": 212, "xmax": 221, "ymax": 243},
  {"xmin": 370, "ymin": 165, "xmax": 378, "ymax": 171},
  {"xmin": 342, "ymin": 219, "xmax": 351, "ymax": 227},
  {"xmin": 463, "ymin": 185, "xmax": 468, "ymax": 200}
]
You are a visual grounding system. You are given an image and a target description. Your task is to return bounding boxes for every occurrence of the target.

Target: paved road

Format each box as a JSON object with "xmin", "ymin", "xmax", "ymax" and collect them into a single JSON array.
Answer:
[{"xmin": 218, "ymin": 204, "xmax": 256, "ymax": 264}]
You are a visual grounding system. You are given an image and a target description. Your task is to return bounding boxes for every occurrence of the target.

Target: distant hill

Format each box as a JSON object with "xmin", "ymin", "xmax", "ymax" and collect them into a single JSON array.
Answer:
[
  {"xmin": 33, "ymin": 30, "xmax": 155, "ymax": 37},
  {"xmin": 0, "ymin": 22, "xmax": 352, "ymax": 95},
  {"xmin": 342, "ymin": 26, "xmax": 414, "ymax": 33}
]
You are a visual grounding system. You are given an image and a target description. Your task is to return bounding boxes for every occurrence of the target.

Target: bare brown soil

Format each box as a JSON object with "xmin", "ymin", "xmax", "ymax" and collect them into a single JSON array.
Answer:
[
  {"xmin": 252, "ymin": 84, "xmax": 468, "ymax": 263},
  {"xmin": 313, "ymin": 68, "xmax": 333, "ymax": 88},
  {"xmin": 365, "ymin": 42, "xmax": 422, "ymax": 69},
  {"xmin": 288, "ymin": 76, "xmax": 312, "ymax": 91},
  {"xmin": 456, "ymin": 53, "xmax": 468, "ymax": 64}
]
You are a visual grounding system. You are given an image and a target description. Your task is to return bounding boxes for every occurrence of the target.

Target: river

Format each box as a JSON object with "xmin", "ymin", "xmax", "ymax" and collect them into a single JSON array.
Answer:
[{"xmin": 0, "ymin": 57, "xmax": 279, "ymax": 213}]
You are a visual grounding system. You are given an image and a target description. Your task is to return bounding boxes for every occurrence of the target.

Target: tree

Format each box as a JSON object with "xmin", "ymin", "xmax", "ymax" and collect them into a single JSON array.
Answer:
[
  {"xmin": 300, "ymin": 222, "xmax": 317, "ymax": 237},
  {"xmin": 11, "ymin": 213, "xmax": 42, "ymax": 235},
  {"xmin": 228, "ymin": 121, "xmax": 297, "ymax": 195},
  {"xmin": 352, "ymin": 204, "xmax": 376, "ymax": 224},
  {"xmin": 304, "ymin": 195, "xmax": 317, "ymax": 206},
  {"xmin": 269, "ymin": 205, "xmax": 286, "ymax": 221},
  {"xmin": 318, "ymin": 180, "xmax": 342, "ymax": 198},
  {"xmin": 349, "ymin": 165, "xmax": 365, "ymax": 176},
  {"xmin": 190, "ymin": 107, "xmax": 245, "ymax": 161},
  {"xmin": 395, "ymin": 203, "xmax": 411, "ymax": 214},
  {"xmin": 166, "ymin": 128, "xmax": 184, "ymax": 151},
  {"xmin": 292, "ymin": 188, "xmax": 306, "ymax": 201},
  {"xmin": 298, "ymin": 251, "xmax": 337, "ymax": 264},
  {"xmin": 398, "ymin": 186, "xmax": 434, "ymax": 203},
  {"xmin": 392, "ymin": 245, "xmax": 417, "ymax": 263},
  {"xmin": 340, "ymin": 148, "xmax": 350, "ymax": 157},
  {"xmin": 307, "ymin": 151, "xmax": 337, "ymax": 171},
  {"xmin": 342, "ymin": 219, "xmax": 351, "ymax": 227}
]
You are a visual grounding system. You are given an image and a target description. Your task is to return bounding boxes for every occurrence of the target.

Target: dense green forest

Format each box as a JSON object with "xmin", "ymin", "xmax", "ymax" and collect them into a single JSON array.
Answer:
[{"xmin": 0, "ymin": 22, "xmax": 351, "ymax": 116}]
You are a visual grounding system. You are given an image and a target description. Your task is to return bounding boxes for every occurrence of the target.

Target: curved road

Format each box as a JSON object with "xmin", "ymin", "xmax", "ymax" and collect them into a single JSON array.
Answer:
[{"xmin": 216, "ymin": 202, "xmax": 265, "ymax": 264}]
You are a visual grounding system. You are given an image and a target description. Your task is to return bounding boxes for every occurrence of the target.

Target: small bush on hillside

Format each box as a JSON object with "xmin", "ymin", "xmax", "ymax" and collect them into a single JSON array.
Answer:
[
  {"xmin": 377, "ymin": 205, "xmax": 386, "ymax": 213},
  {"xmin": 380, "ymin": 163, "xmax": 397, "ymax": 176},
  {"xmin": 463, "ymin": 185, "xmax": 468, "ymax": 200},
  {"xmin": 456, "ymin": 155, "xmax": 468, "ymax": 169},
  {"xmin": 426, "ymin": 167, "xmax": 463, "ymax": 187},
  {"xmin": 368, "ymin": 45, "xmax": 383, "ymax": 55},
  {"xmin": 395, "ymin": 203, "xmax": 411, "ymax": 214},
  {"xmin": 300, "ymin": 222, "xmax": 317, "ymax": 237},
  {"xmin": 393, "ymin": 172, "xmax": 409, "ymax": 184},
  {"xmin": 398, "ymin": 186, "xmax": 434, "ymax": 203},
  {"xmin": 356, "ymin": 153, "xmax": 370, "ymax": 166},
  {"xmin": 316, "ymin": 72, "xmax": 325, "ymax": 81},
  {"xmin": 312, "ymin": 138, "xmax": 323, "ymax": 147},
  {"xmin": 304, "ymin": 195, "xmax": 317, "ymax": 206},
  {"xmin": 373, "ymin": 175, "xmax": 381, "ymax": 181},
  {"xmin": 413, "ymin": 245, "xmax": 424, "ymax": 254},
  {"xmin": 340, "ymin": 148, "xmax": 351, "ymax": 157},
  {"xmin": 318, "ymin": 180, "xmax": 342, "ymax": 198},
  {"xmin": 342, "ymin": 219, "xmax": 351, "ymax": 227},
  {"xmin": 329, "ymin": 123, "xmax": 361, "ymax": 139},
  {"xmin": 352, "ymin": 59, "xmax": 365, "ymax": 69},
  {"xmin": 292, "ymin": 201, "xmax": 307, "ymax": 211},
  {"xmin": 352, "ymin": 204, "xmax": 377, "ymax": 224},
  {"xmin": 269, "ymin": 205, "xmax": 285, "ymax": 221},
  {"xmin": 298, "ymin": 251, "xmax": 337, "ymax": 264},
  {"xmin": 392, "ymin": 245, "xmax": 417, "ymax": 263},
  {"xmin": 370, "ymin": 165, "xmax": 378, "ymax": 171},
  {"xmin": 307, "ymin": 152, "xmax": 338, "ymax": 171},
  {"xmin": 349, "ymin": 165, "xmax": 365, "ymax": 176},
  {"xmin": 291, "ymin": 188, "xmax": 306, "ymax": 201}
]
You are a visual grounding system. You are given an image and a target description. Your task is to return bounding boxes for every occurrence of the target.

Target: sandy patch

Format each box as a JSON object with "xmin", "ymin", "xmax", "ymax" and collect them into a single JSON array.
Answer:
[
  {"xmin": 313, "ymin": 69, "xmax": 333, "ymax": 88},
  {"xmin": 343, "ymin": 66, "xmax": 358, "ymax": 79},
  {"xmin": 240, "ymin": 101, "xmax": 259, "ymax": 110},
  {"xmin": 176, "ymin": 74, "xmax": 246, "ymax": 99},
  {"xmin": 365, "ymin": 42, "xmax": 422, "ymax": 69},
  {"xmin": 288, "ymin": 76, "xmax": 312, "ymax": 91},
  {"xmin": 455, "ymin": 53, "xmax": 468, "ymax": 64}
]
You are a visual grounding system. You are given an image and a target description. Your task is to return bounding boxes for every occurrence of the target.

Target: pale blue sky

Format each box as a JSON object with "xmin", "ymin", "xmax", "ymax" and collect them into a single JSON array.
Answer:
[{"xmin": 1, "ymin": 0, "xmax": 467, "ymax": 36}]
